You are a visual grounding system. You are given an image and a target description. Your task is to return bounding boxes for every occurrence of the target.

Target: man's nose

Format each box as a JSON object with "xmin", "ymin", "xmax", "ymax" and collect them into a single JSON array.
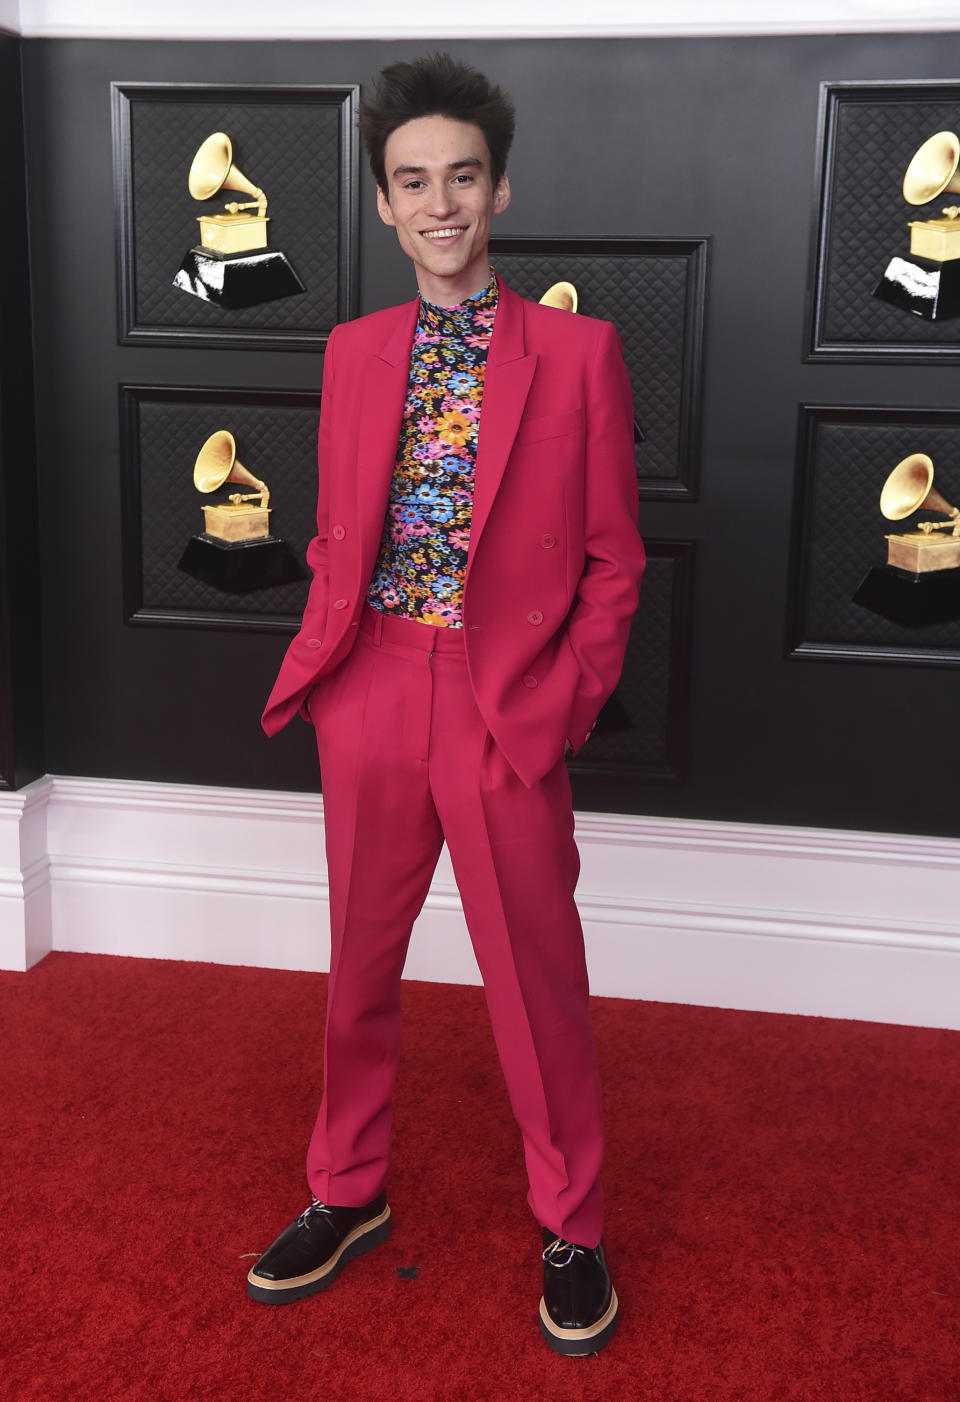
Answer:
[{"xmin": 425, "ymin": 183, "xmax": 456, "ymax": 219}]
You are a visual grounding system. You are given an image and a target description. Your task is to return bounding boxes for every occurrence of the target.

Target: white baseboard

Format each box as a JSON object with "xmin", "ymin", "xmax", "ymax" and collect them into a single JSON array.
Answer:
[
  {"xmin": 0, "ymin": 780, "xmax": 52, "ymax": 971},
  {"xmin": 1, "ymin": 774, "xmax": 959, "ymax": 1029}
]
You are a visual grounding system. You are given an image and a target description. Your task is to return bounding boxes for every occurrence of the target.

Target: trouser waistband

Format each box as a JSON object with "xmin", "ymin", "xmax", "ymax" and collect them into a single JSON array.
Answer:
[{"xmin": 359, "ymin": 602, "xmax": 466, "ymax": 654}]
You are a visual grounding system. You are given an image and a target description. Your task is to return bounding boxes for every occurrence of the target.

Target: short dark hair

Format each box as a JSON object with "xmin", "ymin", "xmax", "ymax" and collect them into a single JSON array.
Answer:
[{"xmin": 358, "ymin": 53, "xmax": 516, "ymax": 193}]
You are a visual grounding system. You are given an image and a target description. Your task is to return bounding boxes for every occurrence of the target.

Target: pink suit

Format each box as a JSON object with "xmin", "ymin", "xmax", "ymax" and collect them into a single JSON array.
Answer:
[{"xmin": 263, "ymin": 278, "xmax": 645, "ymax": 1247}]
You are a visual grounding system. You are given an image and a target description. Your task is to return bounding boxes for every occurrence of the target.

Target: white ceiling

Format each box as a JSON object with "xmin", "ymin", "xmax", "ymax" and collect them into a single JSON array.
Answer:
[{"xmin": 8, "ymin": 0, "xmax": 960, "ymax": 38}]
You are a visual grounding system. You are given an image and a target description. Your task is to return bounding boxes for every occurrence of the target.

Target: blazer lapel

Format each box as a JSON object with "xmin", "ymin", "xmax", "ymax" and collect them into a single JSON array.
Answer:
[
  {"xmin": 354, "ymin": 299, "xmax": 419, "ymax": 590},
  {"xmin": 470, "ymin": 280, "xmax": 537, "ymax": 560}
]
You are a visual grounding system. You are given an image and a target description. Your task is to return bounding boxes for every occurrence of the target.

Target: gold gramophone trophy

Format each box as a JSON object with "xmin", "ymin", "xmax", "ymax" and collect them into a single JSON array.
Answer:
[
  {"xmin": 880, "ymin": 453, "xmax": 960, "ymax": 571},
  {"xmin": 176, "ymin": 430, "xmax": 306, "ymax": 593},
  {"xmin": 853, "ymin": 452, "xmax": 960, "ymax": 624},
  {"xmin": 195, "ymin": 429, "xmax": 271, "ymax": 542},
  {"xmin": 539, "ymin": 281, "xmax": 578, "ymax": 312},
  {"xmin": 874, "ymin": 131, "xmax": 960, "ymax": 320},
  {"xmin": 172, "ymin": 132, "xmax": 305, "ymax": 310}
]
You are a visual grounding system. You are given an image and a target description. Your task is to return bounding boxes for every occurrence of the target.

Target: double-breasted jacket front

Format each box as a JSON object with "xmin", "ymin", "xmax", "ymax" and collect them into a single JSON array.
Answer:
[{"xmin": 262, "ymin": 277, "xmax": 645, "ymax": 786}]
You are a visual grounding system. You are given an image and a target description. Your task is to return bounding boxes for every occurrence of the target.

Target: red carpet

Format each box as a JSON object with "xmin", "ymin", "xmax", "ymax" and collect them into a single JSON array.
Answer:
[{"xmin": 1, "ymin": 951, "xmax": 958, "ymax": 1401}]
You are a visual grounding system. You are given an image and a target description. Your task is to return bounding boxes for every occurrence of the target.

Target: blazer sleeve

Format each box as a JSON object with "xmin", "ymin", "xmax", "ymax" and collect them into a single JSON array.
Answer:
[
  {"xmin": 299, "ymin": 323, "xmax": 340, "ymax": 642},
  {"xmin": 259, "ymin": 324, "xmax": 341, "ymax": 735},
  {"xmin": 564, "ymin": 320, "xmax": 645, "ymax": 752}
]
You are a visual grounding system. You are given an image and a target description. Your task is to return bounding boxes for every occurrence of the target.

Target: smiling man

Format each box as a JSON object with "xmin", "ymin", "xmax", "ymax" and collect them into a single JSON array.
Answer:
[
  {"xmin": 250, "ymin": 53, "xmax": 645, "ymax": 1357},
  {"xmin": 375, "ymin": 114, "xmax": 509, "ymax": 304}
]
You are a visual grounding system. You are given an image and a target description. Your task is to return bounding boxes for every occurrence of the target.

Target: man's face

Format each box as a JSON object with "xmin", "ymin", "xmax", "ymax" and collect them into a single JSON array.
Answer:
[{"xmin": 377, "ymin": 114, "xmax": 510, "ymax": 307}]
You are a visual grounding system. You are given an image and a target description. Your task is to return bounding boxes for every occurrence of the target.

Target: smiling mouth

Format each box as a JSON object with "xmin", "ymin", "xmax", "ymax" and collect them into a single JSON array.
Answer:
[{"xmin": 421, "ymin": 227, "xmax": 467, "ymax": 241}]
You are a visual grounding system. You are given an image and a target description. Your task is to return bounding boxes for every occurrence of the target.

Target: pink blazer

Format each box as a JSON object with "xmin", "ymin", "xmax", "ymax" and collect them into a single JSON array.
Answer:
[{"xmin": 261, "ymin": 278, "xmax": 645, "ymax": 787}]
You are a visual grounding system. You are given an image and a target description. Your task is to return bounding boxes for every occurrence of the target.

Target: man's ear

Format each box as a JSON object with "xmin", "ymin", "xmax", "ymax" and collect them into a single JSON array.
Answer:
[
  {"xmin": 376, "ymin": 185, "xmax": 397, "ymax": 228},
  {"xmin": 493, "ymin": 173, "xmax": 511, "ymax": 216}
]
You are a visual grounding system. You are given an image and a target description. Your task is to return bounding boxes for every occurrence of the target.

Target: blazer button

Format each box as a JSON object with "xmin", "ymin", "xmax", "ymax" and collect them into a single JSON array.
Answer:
[
  {"xmin": 527, "ymin": 610, "xmax": 544, "ymax": 626},
  {"xmin": 540, "ymin": 533, "xmax": 557, "ymax": 549},
  {"xmin": 307, "ymin": 637, "xmax": 323, "ymax": 649},
  {"xmin": 333, "ymin": 598, "xmax": 349, "ymax": 610},
  {"xmin": 523, "ymin": 675, "xmax": 538, "ymax": 689},
  {"xmin": 332, "ymin": 525, "xmax": 346, "ymax": 540}
]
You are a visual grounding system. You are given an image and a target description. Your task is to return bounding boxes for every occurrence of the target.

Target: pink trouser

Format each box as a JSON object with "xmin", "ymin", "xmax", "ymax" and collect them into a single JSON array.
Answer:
[{"xmin": 305, "ymin": 605, "xmax": 604, "ymax": 1248}]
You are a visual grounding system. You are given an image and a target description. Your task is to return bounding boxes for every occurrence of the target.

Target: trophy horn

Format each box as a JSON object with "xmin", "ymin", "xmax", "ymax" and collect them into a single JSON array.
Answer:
[
  {"xmin": 193, "ymin": 430, "xmax": 264, "ymax": 495},
  {"xmin": 880, "ymin": 453, "xmax": 959, "ymax": 522},
  {"xmin": 902, "ymin": 131, "xmax": 960, "ymax": 207},
  {"xmin": 188, "ymin": 132, "xmax": 265, "ymax": 207},
  {"xmin": 539, "ymin": 281, "xmax": 578, "ymax": 313}
]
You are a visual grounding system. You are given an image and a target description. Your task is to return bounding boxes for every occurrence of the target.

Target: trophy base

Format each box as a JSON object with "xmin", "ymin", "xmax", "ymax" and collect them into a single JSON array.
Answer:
[
  {"xmin": 172, "ymin": 247, "xmax": 306, "ymax": 310},
  {"xmin": 852, "ymin": 563, "xmax": 960, "ymax": 625},
  {"xmin": 872, "ymin": 254, "xmax": 960, "ymax": 321},
  {"xmin": 177, "ymin": 534, "xmax": 307, "ymax": 594}
]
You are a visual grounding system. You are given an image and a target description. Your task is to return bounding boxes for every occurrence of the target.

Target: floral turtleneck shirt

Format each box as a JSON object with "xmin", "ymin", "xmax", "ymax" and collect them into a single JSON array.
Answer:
[{"xmin": 366, "ymin": 272, "xmax": 499, "ymax": 628}]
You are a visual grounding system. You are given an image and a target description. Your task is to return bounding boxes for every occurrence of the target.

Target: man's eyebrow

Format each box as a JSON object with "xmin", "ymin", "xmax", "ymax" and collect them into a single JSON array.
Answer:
[{"xmin": 391, "ymin": 157, "xmax": 484, "ymax": 179}]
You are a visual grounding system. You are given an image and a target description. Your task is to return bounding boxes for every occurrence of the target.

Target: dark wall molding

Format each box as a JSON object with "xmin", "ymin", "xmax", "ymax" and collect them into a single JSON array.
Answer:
[
  {"xmin": 111, "ymin": 82, "xmax": 359, "ymax": 351},
  {"xmin": 788, "ymin": 403, "xmax": 960, "ymax": 667},
  {"xmin": 119, "ymin": 382, "xmax": 321, "ymax": 633},
  {"xmin": 807, "ymin": 80, "xmax": 960, "ymax": 363}
]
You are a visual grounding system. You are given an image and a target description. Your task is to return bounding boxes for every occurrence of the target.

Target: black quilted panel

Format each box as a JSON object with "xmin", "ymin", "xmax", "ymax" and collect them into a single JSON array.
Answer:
[
  {"xmin": 115, "ymin": 86, "xmax": 355, "ymax": 345},
  {"xmin": 813, "ymin": 85, "xmax": 960, "ymax": 353},
  {"xmin": 490, "ymin": 238, "xmax": 706, "ymax": 495},
  {"xmin": 791, "ymin": 408, "xmax": 960, "ymax": 655},
  {"xmin": 123, "ymin": 387, "xmax": 320, "ymax": 626},
  {"xmin": 573, "ymin": 542, "xmax": 694, "ymax": 780}
]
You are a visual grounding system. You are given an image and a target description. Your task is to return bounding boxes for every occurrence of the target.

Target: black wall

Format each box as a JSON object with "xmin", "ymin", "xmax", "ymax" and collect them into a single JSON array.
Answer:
[
  {"xmin": 0, "ymin": 31, "xmax": 43, "ymax": 791},
  {"xmin": 15, "ymin": 33, "xmax": 960, "ymax": 836}
]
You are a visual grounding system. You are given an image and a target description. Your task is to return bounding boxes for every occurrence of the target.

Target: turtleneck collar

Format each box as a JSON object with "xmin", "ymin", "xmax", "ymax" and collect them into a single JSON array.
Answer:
[{"xmin": 418, "ymin": 270, "xmax": 499, "ymax": 336}]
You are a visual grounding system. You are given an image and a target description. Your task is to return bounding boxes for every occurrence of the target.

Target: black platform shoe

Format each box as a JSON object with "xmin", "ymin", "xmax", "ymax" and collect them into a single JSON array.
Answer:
[
  {"xmin": 247, "ymin": 1192, "xmax": 391, "ymax": 1304},
  {"xmin": 539, "ymin": 1229, "xmax": 619, "ymax": 1355}
]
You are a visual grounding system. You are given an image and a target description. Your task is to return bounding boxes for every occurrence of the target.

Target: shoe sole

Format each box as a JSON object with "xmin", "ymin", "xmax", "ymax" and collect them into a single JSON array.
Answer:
[
  {"xmin": 538, "ymin": 1286, "xmax": 619, "ymax": 1356},
  {"xmin": 246, "ymin": 1204, "xmax": 391, "ymax": 1304}
]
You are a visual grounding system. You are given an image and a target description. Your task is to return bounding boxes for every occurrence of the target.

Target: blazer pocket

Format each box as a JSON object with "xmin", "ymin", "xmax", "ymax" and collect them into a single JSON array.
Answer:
[{"xmin": 513, "ymin": 408, "xmax": 584, "ymax": 447}]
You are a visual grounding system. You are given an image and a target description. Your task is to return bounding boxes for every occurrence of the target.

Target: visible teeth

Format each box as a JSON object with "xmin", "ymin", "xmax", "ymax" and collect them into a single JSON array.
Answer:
[{"xmin": 422, "ymin": 228, "xmax": 465, "ymax": 240}]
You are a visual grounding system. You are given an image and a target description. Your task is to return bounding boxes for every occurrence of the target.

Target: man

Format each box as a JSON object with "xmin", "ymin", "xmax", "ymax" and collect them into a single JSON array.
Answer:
[{"xmin": 250, "ymin": 53, "xmax": 645, "ymax": 1357}]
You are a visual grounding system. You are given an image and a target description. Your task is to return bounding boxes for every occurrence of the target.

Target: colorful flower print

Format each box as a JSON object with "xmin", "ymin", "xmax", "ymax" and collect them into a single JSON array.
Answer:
[
  {"xmin": 437, "ymin": 410, "xmax": 473, "ymax": 448},
  {"xmin": 367, "ymin": 272, "xmax": 498, "ymax": 628}
]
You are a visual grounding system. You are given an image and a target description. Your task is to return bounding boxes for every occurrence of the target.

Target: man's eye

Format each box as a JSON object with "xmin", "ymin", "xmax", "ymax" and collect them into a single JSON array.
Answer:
[{"xmin": 453, "ymin": 174, "xmax": 474, "ymax": 184}]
